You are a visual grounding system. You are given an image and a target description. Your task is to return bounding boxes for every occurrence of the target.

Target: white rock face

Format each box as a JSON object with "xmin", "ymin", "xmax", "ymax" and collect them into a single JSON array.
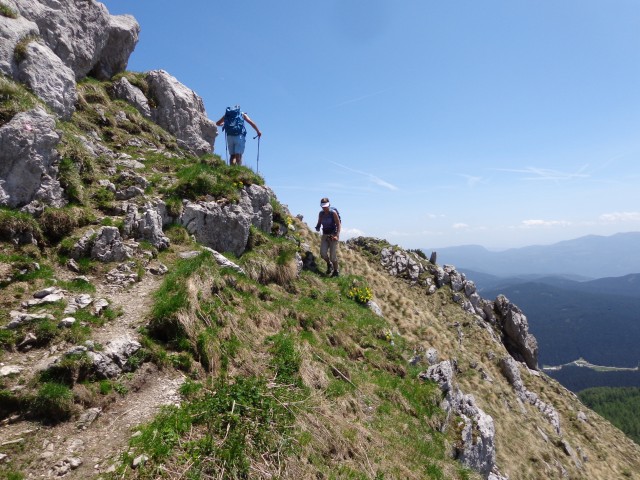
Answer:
[
  {"xmin": 91, "ymin": 13, "xmax": 140, "ymax": 80},
  {"xmin": 111, "ymin": 77, "xmax": 151, "ymax": 118},
  {"xmin": 0, "ymin": 108, "xmax": 65, "ymax": 209},
  {"xmin": 123, "ymin": 204, "xmax": 170, "ymax": 250},
  {"xmin": 0, "ymin": 8, "xmax": 39, "ymax": 77},
  {"xmin": 16, "ymin": 40, "xmax": 77, "ymax": 119},
  {"xmin": 420, "ymin": 360, "xmax": 497, "ymax": 478},
  {"xmin": 14, "ymin": 0, "xmax": 109, "ymax": 79},
  {"xmin": 146, "ymin": 69, "xmax": 218, "ymax": 156},
  {"xmin": 180, "ymin": 185, "xmax": 273, "ymax": 256}
]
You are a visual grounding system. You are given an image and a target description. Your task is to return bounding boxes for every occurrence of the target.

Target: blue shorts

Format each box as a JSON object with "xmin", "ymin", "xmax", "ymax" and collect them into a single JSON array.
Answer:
[{"xmin": 226, "ymin": 135, "xmax": 246, "ymax": 155}]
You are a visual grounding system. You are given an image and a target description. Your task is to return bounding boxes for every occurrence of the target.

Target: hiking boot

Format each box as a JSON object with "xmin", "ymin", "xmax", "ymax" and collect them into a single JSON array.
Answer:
[
  {"xmin": 325, "ymin": 261, "xmax": 333, "ymax": 276},
  {"xmin": 331, "ymin": 270, "xmax": 339, "ymax": 277}
]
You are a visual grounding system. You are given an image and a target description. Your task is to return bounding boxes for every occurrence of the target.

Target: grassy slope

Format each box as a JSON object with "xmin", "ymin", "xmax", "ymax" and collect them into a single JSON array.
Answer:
[{"xmin": 0, "ymin": 74, "xmax": 639, "ymax": 479}]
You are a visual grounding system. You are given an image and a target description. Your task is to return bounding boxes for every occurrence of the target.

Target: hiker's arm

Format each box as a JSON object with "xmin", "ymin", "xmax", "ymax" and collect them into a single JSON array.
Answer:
[
  {"xmin": 315, "ymin": 212, "xmax": 321, "ymax": 232},
  {"xmin": 243, "ymin": 114, "xmax": 261, "ymax": 137},
  {"xmin": 332, "ymin": 211, "xmax": 341, "ymax": 238},
  {"xmin": 215, "ymin": 116, "xmax": 225, "ymax": 127}
]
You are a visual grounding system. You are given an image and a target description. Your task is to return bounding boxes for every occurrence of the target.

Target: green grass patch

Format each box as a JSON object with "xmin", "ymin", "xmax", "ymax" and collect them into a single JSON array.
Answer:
[
  {"xmin": 30, "ymin": 382, "xmax": 75, "ymax": 422},
  {"xmin": 120, "ymin": 376, "xmax": 298, "ymax": 478},
  {"xmin": 0, "ymin": 74, "xmax": 40, "ymax": 125}
]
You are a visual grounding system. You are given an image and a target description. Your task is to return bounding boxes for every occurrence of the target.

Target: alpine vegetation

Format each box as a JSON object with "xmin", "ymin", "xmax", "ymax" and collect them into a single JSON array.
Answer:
[{"xmin": 0, "ymin": 1, "xmax": 639, "ymax": 480}]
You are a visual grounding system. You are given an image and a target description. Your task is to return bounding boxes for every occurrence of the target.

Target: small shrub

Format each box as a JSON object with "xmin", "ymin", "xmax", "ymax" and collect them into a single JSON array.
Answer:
[
  {"xmin": 0, "ymin": 208, "xmax": 43, "ymax": 244},
  {"xmin": 165, "ymin": 224, "xmax": 190, "ymax": 244},
  {"xmin": 0, "ymin": 2, "xmax": 18, "ymax": 18},
  {"xmin": 170, "ymin": 352, "xmax": 193, "ymax": 372},
  {"xmin": 58, "ymin": 157, "xmax": 85, "ymax": 205},
  {"xmin": 13, "ymin": 34, "xmax": 39, "ymax": 63},
  {"xmin": 0, "ymin": 75, "xmax": 39, "ymax": 125},
  {"xmin": 92, "ymin": 187, "xmax": 115, "ymax": 211},
  {"xmin": 34, "ymin": 319, "xmax": 58, "ymax": 345},
  {"xmin": 0, "ymin": 329, "xmax": 15, "ymax": 348},
  {"xmin": 31, "ymin": 382, "xmax": 75, "ymax": 422},
  {"xmin": 268, "ymin": 332, "xmax": 301, "ymax": 385},
  {"xmin": 98, "ymin": 380, "xmax": 113, "ymax": 395},
  {"xmin": 38, "ymin": 207, "xmax": 81, "ymax": 243}
]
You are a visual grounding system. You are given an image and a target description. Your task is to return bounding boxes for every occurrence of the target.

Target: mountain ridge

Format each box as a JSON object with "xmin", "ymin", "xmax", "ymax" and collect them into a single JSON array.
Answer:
[
  {"xmin": 0, "ymin": 1, "xmax": 639, "ymax": 479},
  {"xmin": 429, "ymin": 231, "xmax": 640, "ymax": 278}
]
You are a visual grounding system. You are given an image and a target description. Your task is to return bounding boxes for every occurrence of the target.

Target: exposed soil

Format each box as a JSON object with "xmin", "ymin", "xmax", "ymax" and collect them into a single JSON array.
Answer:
[{"xmin": 0, "ymin": 265, "xmax": 185, "ymax": 478}]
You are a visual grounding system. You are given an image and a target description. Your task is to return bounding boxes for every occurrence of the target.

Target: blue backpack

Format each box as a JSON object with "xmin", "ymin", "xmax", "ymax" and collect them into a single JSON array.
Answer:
[{"xmin": 223, "ymin": 106, "xmax": 246, "ymax": 136}]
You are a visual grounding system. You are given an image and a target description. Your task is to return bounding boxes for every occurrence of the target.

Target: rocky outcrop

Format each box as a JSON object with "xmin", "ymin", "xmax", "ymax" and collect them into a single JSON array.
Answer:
[
  {"xmin": 11, "ymin": 0, "xmax": 138, "ymax": 81},
  {"xmin": 0, "ymin": 7, "xmax": 39, "ymax": 78},
  {"xmin": 110, "ymin": 77, "xmax": 152, "ymax": 119},
  {"xmin": 179, "ymin": 185, "xmax": 273, "ymax": 256},
  {"xmin": 90, "ymin": 13, "xmax": 140, "ymax": 80},
  {"xmin": 347, "ymin": 238, "xmax": 540, "ymax": 371},
  {"xmin": 123, "ymin": 203, "xmax": 170, "ymax": 250},
  {"xmin": 0, "ymin": 108, "xmax": 65, "ymax": 210},
  {"xmin": 16, "ymin": 40, "xmax": 77, "ymax": 119},
  {"xmin": 146, "ymin": 69, "xmax": 217, "ymax": 155},
  {"xmin": 420, "ymin": 360, "xmax": 500, "ymax": 479},
  {"xmin": 70, "ymin": 227, "xmax": 133, "ymax": 262},
  {"xmin": 494, "ymin": 295, "xmax": 539, "ymax": 370},
  {"xmin": 500, "ymin": 356, "xmax": 561, "ymax": 434}
]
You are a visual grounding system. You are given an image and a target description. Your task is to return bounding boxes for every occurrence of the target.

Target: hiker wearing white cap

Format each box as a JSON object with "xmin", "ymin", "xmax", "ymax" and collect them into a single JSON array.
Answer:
[{"xmin": 315, "ymin": 197, "xmax": 341, "ymax": 277}]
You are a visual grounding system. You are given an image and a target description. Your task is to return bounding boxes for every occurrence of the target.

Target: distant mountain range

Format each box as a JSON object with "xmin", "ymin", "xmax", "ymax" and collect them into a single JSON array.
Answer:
[
  {"xmin": 428, "ymin": 232, "xmax": 640, "ymax": 278},
  {"xmin": 425, "ymin": 232, "xmax": 640, "ymax": 386}
]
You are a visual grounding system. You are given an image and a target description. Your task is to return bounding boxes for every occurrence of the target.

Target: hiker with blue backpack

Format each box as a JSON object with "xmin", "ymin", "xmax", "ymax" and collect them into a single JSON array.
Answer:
[
  {"xmin": 215, "ymin": 105, "xmax": 261, "ymax": 166},
  {"xmin": 315, "ymin": 197, "xmax": 341, "ymax": 277}
]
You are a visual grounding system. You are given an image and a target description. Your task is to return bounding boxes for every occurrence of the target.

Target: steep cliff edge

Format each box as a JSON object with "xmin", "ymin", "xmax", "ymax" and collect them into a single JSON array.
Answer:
[{"xmin": 1, "ymin": 1, "xmax": 639, "ymax": 479}]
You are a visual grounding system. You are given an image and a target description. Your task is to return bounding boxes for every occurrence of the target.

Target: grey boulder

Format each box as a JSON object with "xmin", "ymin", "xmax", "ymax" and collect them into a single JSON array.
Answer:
[
  {"xmin": 16, "ymin": 40, "xmax": 77, "ymax": 119},
  {"xmin": 0, "ymin": 108, "xmax": 65, "ymax": 209},
  {"xmin": 146, "ymin": 69, "xmax": 217, "ymax": 156}
]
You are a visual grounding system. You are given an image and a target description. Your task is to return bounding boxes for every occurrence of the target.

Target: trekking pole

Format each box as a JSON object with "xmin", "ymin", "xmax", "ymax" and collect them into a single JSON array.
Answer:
[
  {"xmin": 254, "ymin": 134, "xmax": 260, "ymax": 173},
  {"xmin": 224, "ymin": 131, "xmax": 229, "ymax": 165}
]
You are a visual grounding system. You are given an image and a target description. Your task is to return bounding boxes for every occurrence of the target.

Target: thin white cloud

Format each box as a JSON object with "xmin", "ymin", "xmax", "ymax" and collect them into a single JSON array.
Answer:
[
  {"xmin": 496, "ymin": 165, "xmax": 590, "ymax": 181},
  {"xmin": 458, "ymin": 174, "xmax": 484, "ymax": 187},
  {"xmin": 452, "ymin": 223, "xmax": 469, "ymax": 229},
  {"xmin": 329, "ymin": 88, "xmax": 391, "ymax": 109},
  {"xmin": 599, "ymin": 212, "xmax": 640, "ymax": 223},
  {"xmin": 520, "ymin": 219, "xmax": 571, "ymax": 228},
  {"xmin": 331, "ymin": 161, "xmax": 398, "ymax": 191},
  {"xmin": 341, "ymin": 227, "xmax": 365, "ymax": 238}
]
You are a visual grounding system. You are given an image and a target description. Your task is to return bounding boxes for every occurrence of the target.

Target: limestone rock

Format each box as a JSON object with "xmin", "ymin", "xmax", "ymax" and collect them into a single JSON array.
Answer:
[
  {"xmin": 146, "ymin": 69, "xmax": 217, "ymax": 155},
  {"xmin": 494, "ymin": 295, "xmax": 539, "ymax": 370},
  {"xmin": 14, "ymin": 0, "xmax": 108, "ymax": 80},
  {"xmin": 180, "ymin": 185, "xmax": 273, "ymax": 256},
  {"xmin": 0, "ymin": 108, "xmax": 65, "ymax": 210},
  {"xmin": 86, "ymin": 337, "xmax": 142, "ymax": 379},
  {"xmin": 110, "ymin": 76, "xmax": 151, "ymax": 118},
  {"xmin": 91, "ymin": 226, "xmax": 133, "ymax": 262},
  {"xmin": 500, "ymin": 356, "xmax": 561, "ymax": 434},
  {"xmin": 0, "ymin": 365, "xmax": 23, "ymax": 377},
  {"xmin": 0, "ymin": 8, "xmax": 39, "ymax": 78},
  {"xmin": 16, "ymin": 40, "xmax": 76, "ymax": 119},
  {"xmin": 91, "ymin": 13, "xmax": 140, "ymax": 80},
  {"xmin": 123, "ymin": 204, "xmax": 170, "ymax": 250},
  {"xmin": 420, "ymin": 360, "xmax": 497, "ymax": 477},
  {"xmin": 366, "ymin": 300, "xmax": 384, "ymax": 317},
  {"xmin": 202, "ymin": 247, "xmax": 246, "ymax": 275}
]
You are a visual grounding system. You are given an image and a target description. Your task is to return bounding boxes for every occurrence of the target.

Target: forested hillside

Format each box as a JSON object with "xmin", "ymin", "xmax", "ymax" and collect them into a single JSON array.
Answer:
[{"xmin": 579, "ymin": 387, "xmax": 640, "ymax": 445}]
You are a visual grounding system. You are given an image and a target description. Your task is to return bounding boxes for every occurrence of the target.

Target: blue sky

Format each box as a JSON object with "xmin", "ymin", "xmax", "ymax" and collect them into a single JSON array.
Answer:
[{"xmin": 101, "ymin": 0, "xmax": 640, "ymax": 250}]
